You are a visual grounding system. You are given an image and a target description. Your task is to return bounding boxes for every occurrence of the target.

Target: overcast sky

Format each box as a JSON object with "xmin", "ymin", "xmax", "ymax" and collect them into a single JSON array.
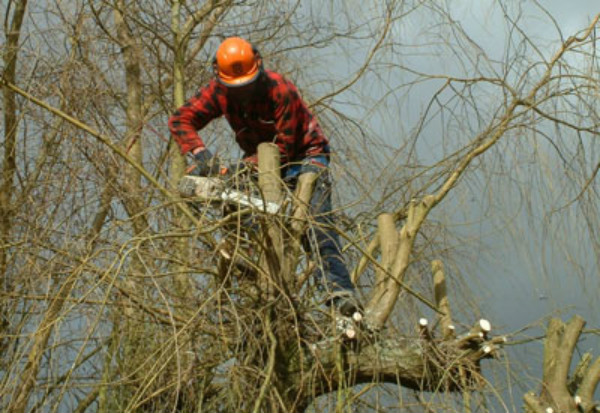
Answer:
[{"xmin": 303, "ymin": 3, "xmax": 600, "ymax": 403}]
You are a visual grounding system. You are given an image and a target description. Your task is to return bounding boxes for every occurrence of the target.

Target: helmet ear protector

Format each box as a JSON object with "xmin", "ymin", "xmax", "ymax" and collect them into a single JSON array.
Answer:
[{"xmin": 212, "ymin": 40, "xmax": 264, "ymax": 87}]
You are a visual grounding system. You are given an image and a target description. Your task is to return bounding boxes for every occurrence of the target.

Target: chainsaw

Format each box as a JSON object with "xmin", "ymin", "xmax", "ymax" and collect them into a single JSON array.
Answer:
[
  {"xmin": 178, "ymin": 175, "xmax": 284, "ymax": 215},
  {"xmin": 178, "ymin": 174, "xmax": 366, "ymax": 342}
]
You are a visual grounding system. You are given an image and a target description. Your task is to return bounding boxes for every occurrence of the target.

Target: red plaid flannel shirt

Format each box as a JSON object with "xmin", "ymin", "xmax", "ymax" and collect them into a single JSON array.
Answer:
[{"xmin": 168, "ymin": 70, "xmax": 330, "ymax": 164}]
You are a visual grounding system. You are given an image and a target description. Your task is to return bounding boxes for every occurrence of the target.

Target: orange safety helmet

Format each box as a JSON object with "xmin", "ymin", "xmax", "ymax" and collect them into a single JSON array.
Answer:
[{"xmin": 213, "ymin": 37, "xmax": 262, "ymax": 87}]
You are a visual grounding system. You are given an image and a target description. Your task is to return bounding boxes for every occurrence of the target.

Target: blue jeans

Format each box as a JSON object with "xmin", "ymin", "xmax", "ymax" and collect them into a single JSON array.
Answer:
[{"xmin": 285, "ymin": 163, "xmax": 355, "ymax": 293}]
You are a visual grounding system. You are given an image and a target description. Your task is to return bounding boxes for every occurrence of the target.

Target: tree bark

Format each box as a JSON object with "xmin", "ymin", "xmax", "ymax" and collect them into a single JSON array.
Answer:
[
  {"xmin": 431, "ymin": 260, "xmax": 455, "ymax": 339},
  {"xmin": 298, "ymin": 328, "xmax": 504, "ymax": 403},
  {"xmin": 1, "ymin": 0, "xmax": 27, "ymax": 338},
  {"xmin": 365, "ymin": 213, "xmax": 398, "ymax": 330},
  {"xmin": 524, "ymin": 315, "xmax": 600, "ymax": 413},
  {"xmin": 284, "ymin": 171, "xmax": 317, "ymax": 285},
  {"xmin": 364, "ymin": 197, "xmax": 434, "ymax": 328},
  {"xmin": 257, "ymin": 143, "xmax": 286, "ymax": 296}
]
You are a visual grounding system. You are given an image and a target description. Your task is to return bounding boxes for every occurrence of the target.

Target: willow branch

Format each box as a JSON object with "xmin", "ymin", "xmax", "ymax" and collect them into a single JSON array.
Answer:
[{"xmin": 0, "ymin": 78, "xmax": 201, "ymax": 228}]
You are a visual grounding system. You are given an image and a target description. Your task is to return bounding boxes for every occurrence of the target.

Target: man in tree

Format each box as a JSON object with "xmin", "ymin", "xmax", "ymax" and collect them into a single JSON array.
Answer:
[{"xmin": 168, "ymin": 36, "xmax": 360, "ymax": 316}]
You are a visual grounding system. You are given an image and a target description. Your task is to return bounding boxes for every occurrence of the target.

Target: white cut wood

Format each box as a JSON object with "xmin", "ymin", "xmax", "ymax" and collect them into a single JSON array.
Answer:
[
  {"xmin": 479, "ymin": 319, "xmax": 491, "ymax": 332},
  {"xmin": 179, "ymin": 175, "xmax": 282, "ymax": 214}
]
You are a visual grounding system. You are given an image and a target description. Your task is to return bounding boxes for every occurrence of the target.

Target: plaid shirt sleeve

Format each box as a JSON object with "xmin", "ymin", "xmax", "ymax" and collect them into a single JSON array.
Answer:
[
  {"xmin": 168, "ymin": 81, "xmax": 222, "ymax": 154},
  {"xmin": 273, "ymin": 83, "xmax": 297, "ymax": 159},
  {"xmin": 271, "ymin": 78, "xmax": 327, "ymax": 163}
]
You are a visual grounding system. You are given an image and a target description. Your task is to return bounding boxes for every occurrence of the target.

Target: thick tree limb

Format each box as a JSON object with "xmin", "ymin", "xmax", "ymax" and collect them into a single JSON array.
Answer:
[
  {"xmin": 0, "ymin": 0, "xmax": 28, "ymax": 365},
  {"xmin": 285, "ymin": 171, "xmax": 317, "ymax": 286},
  {"xmin": 257, "ymin": 143, "xmax": 286, "ymax": 296},
  {"xmin": 431, "ymin": 260, "xmax": 455, "ymax": 339},
  {"xmin": 364, "ymin": 197, "xmax": 434, "ymax": 328},
  {"xmin": 300, "ymin": 330, "xmax": 503, "ymax": 399},
  {"xmin": 364, "ymin": 213, "xmax": 398, "ymax": 331},
  {"xmin": 577, "ymin": 357, "xmax": 600, "ymax": 412},
  {"xmin": 525, "ymin": 315, "xmax": 600, "ymax": 413}
]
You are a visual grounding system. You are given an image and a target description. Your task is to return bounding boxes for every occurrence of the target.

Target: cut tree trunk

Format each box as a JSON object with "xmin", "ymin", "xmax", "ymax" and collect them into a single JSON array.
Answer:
[{"xmin": 524, "ymin": 315, "xmax": 600, "ymax": 413}]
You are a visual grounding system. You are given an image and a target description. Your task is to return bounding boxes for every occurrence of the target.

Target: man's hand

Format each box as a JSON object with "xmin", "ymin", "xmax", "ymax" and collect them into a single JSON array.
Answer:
[
  {"xmin": 222, "ymin": 159, "xmax": 254, "ymax": 176},
  {"xmin": 187, "ymin": 148, "xmax": 221, "ymax": 176}
]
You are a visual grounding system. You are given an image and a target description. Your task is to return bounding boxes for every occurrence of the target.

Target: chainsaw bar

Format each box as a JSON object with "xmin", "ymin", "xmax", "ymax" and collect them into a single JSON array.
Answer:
[{"xmin": 178, "ymin": 175, "xmax": 282, "ymax": 215}]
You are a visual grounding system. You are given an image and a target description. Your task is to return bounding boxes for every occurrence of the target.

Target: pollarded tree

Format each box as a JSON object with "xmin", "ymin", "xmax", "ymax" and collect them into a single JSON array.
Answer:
[{"xmin": 1, "ymin": 1, "xmax": 600, "ymax": 413}]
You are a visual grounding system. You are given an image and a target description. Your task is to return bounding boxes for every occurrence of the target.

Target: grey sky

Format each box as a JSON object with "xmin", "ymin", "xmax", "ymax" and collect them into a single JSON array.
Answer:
[{"xmin": 301, "ymin": 3, "xmax": 600, "ymax": 404}]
